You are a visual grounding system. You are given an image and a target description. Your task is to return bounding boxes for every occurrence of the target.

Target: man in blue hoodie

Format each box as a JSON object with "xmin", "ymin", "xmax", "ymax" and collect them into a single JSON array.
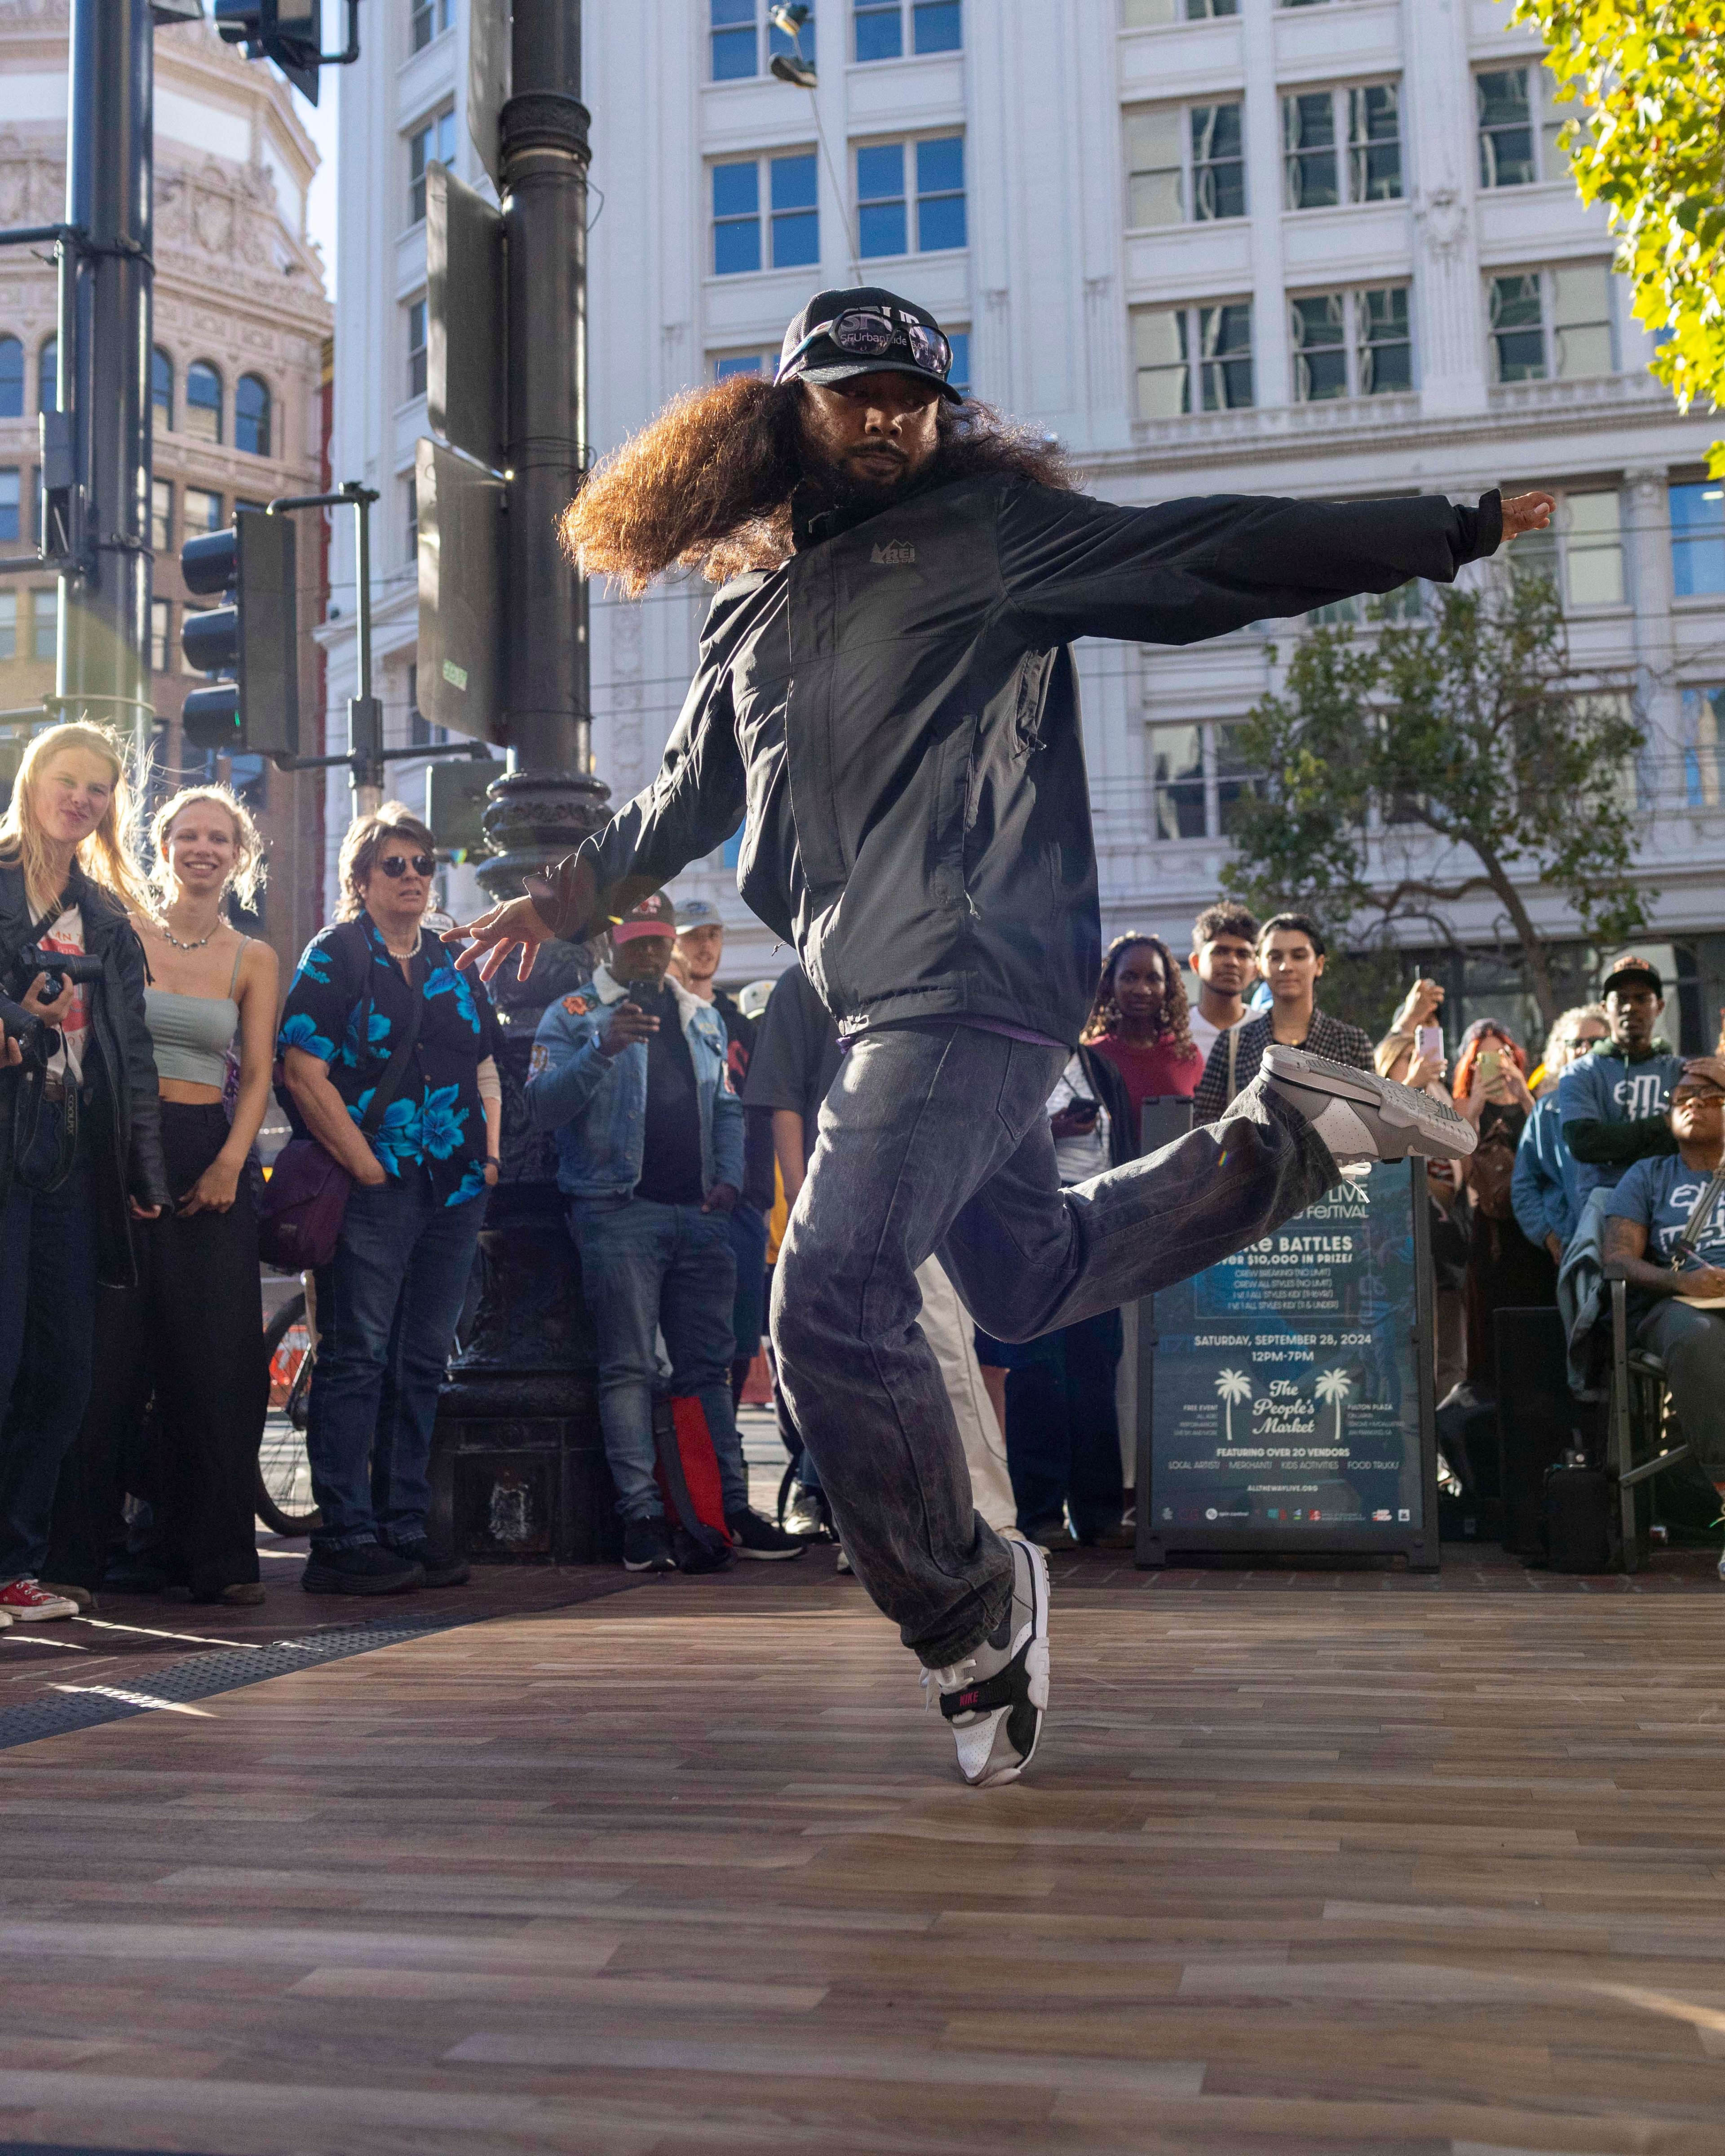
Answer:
[{"xmin": 525, "ymin": 892, "xmax": 802, "ymax": 1572}]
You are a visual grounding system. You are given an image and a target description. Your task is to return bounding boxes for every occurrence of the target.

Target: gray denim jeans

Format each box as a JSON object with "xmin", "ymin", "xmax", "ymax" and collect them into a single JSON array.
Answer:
[{"xmin": 770, "ymin": 1021, "xmax": 1338, "ymax": 1666}]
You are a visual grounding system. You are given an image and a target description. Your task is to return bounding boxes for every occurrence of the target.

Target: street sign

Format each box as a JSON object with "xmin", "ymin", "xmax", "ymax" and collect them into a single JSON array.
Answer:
[
  {"xmin": 466, "ymin": 0, "xmax": 511, "ymax": 192},
  {"xmin": 426, "ymin": 756, "xmax": 495, "ymax": 861},
  {"xmin": 426, "ymin": 162, "xmax": 505, "ymax": 475},
  {"xmin": 1136, "ymin": 1159, "xmax": 1438, "ymax": 1568},
  {"xmin": 416, "ymin": 437, "xmax": 507, "ymax": 746}
]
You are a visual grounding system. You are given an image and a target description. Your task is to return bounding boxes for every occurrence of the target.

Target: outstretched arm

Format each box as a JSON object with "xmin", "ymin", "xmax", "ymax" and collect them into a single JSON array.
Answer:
[
  {"xmin": 448, "ymin": 645, "xmax": 748, "ymax": 983},
  {"xmin": 999, "ymin": 482, "xmax": 1553, "ymax": 648}
]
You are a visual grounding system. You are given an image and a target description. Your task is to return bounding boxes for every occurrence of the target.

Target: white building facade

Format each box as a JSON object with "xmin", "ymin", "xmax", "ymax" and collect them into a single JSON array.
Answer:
[{"xmin": 325, "ymin": 0, "xmax": 1725, "ymax": 1045}]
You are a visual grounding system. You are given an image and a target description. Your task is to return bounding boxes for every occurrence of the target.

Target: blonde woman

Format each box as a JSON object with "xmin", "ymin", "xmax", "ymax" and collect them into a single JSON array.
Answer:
[
  {"xmin": 47, "ymin": 786, "xmax": 278, "ymax": 1607},
  {"xmin": 0, "ymin": 722, "xmax": 168, "ymax": 1625}
]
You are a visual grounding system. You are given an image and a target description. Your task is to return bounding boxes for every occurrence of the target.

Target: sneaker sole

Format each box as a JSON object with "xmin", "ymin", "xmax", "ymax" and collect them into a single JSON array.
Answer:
[
  {"xmin": 1263, "ymin": 1045, "xmax": 1477, "ymax": 1160},
  {"xmin": 623, "ymin": 1555, "xmax": 677, "ymax": 1573},
  {"xmin": 729, "ymin": 1543, "xmax": 807, "ymax": 1561},
  {"xmin": 2, "ymin": 1605, "xmax": 79, "ymax": 1622}
]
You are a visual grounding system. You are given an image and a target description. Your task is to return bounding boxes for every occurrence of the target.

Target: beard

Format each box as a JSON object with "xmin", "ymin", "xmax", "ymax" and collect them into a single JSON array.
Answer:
[{"xmin": 801, "ymin": 429, "xmax": 935, "ymax": 512}]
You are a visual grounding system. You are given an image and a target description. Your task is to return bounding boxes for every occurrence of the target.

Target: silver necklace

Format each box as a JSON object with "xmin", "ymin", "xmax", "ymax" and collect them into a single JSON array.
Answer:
[{"xmin": 159, "ymin": 920, "xmax": 218, "ymax": 952}]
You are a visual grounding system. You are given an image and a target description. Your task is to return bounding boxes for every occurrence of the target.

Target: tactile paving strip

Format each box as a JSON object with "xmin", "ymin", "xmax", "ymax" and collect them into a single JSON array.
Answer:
[{"xmin": 0, "ymin": 1612, "xmax": 468, "ymax": 1752}]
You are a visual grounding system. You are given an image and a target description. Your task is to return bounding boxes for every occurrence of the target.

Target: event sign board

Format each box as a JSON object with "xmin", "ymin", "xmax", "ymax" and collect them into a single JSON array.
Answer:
[{"xmin": 1136, "ymin": 1159, "xmax": 1438, "ymax": 1567}]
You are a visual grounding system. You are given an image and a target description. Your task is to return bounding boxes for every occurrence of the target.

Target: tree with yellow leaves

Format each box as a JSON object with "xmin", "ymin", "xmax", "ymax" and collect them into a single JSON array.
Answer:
[{"xmin": 1513, "ymin": 0, "xmax": 1725, "ymax": 472}]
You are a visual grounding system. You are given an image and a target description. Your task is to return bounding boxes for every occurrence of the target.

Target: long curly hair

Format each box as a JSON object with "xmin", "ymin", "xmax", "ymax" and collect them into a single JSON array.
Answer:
[
  {"xmin": 1451, "ymin": 1018, "xmax": 1526, "ymax": 1103},
  {"xmin": 560, "ymin": 374, "xmax": 1075, "ymax": 596},
  {"xmin": 1081, "ymin": 932, "xmax": 1199, "ymax": 1063}
]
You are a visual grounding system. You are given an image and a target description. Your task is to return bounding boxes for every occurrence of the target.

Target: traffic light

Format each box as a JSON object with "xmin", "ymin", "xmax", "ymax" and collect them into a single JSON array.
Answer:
[
  {"xmin": 180, "ymin": 508, "xmax": 299, "ymax": 757},
  {"xmin": 212, "ymin": 0, "xmax": 323, "ymax": 103}
]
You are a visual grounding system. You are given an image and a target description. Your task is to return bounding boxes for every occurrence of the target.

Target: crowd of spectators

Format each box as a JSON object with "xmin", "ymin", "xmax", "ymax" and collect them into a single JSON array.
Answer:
[{"xmin": 5, "ymin": 719, "xmax": 1718, "ymax": 1606}]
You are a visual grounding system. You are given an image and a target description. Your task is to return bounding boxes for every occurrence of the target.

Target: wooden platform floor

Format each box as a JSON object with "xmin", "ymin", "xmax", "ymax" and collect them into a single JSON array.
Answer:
[{"xmin": 3, "ymin": 1572, "xmax": 1725, "ymax": 2156}]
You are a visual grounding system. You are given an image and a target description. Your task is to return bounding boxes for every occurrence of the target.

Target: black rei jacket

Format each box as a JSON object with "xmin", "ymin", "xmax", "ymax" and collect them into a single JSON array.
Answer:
[
  {"xmin": 0, "ymin": 857, "xmax": 170, "ymax": 1284},
  {"xmin": 534, "ymin": 476, "xmax": 1503, "ymax": 1047}
]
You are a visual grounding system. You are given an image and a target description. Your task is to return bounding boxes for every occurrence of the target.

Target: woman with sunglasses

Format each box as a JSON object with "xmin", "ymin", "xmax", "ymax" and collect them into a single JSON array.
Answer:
[{"xmin": 277, "ymin": 806, "xmax": 502, "ymax": 1595}]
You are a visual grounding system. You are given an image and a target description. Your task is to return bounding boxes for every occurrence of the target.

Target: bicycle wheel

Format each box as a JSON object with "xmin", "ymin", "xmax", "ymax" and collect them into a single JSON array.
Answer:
[{"xmin": 258, "ymin": 1292, "xmax": 322, "ymax": 1536}]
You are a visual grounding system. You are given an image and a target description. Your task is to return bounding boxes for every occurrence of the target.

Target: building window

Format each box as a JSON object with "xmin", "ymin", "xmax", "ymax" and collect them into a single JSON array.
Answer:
[
  {"xmin": 31, "ymin": 465, "xmax": 40, "ymax": 545},
  {"xmin": 0, "ymin": 592, "xmax": 13, "ymax": 660},
  {"xmin": 1124, "ymin": 101, "xmax": 1245, "ymax": 226},
  {"xmin": 712, "ymin": 350, "xmax": 775, "ymax": 380},
  {"xmin": 409, "ymin": 664, "xmax": 446, "ymax": 746},
  {"xmin": 1215, "ymin": 721, "xmax": 1261, "ymax": 834},
  {"xmin": 186, "ymin": 486, "xmax": 223, "ymax": 535},
  {"xmin": 1671, "ymin": 482, "xmax": 1725, "ymax": 599},
  {"xmin": 0, "ymin": 336, "xmax": 21, "ymax": 421},
  {"xmin": 235, "ymin": 374, "xmax": 271, "ymax": 457},
  {"xmin": 1131, "ymin": 301, "xmax": 1254, "ymax": 418},
  {"xmin": 405, "ymin": 474, "xmax": 418, "ymax": 560},
  {"xmin": 857, "ymin": 136, "xmax": 966, "ymax": 257},
  {"xmin": 37, "ymin": 336, "xmax": 55, "ymax": 415},
  {"xmin": 1683, "ymin": 686, "xmax": 1725, "ymax": 807},
  {"xmin": 854, "ymin": 0, "xmax": 962, "ymax": 60},
  {"xmin": 31, "ymin": 587, "xmax": 55, "ymax": 662},
  {"xmin": 1150, "ymin": 723, "xmax": 1205, "ymax": 839},
  {"xmin": 150, "ymin": 596, "xmax": 170, "ymax": 673},
  {"xmin": 1282, "ymin": 83, "xmax": 1401, "ymax": 210},
  {"xmin": 712, "ymin": 152, "xmax": 818, "ymax": 275},
  {"xmin": 1487, "ymin": 265, "xmax": 1614, "ymax": 384},
  {"xmin": 151, "ymin": 478, "xmax": 172, "ymax": 555},
  {"xmin": 151, "ymin": 346, "xmax": 173, "ymax": 430},
  {"xmin": 1476, "ymin": 66, "xmax": 1572, "ymax": 189},
  {"xmin": 407, "ymin": 297, "xmax": 427, "ymax": 398},
  {"xmin": 1562, "ymin": 491, "xmax": 1623, "ymax": 607},
  {"xmin": 711, "ymin": 0, "xmax": 814, "ymax": 81},
  {"xmin": 410, "ymin": 0, "xmax": 452, "ymax": 50},
  {"xmin": 186, "ymin": 359, "xmax": 223, "ymax": 444},
  {"xmin": 947, "ymin": 328, "xmax": 971, "ymax": 395},
  {"xmin": 408, "ymin": 107, "xmax": 456, "ymax": 226},
  {"xmin": 1124, "ymin": 0, "xmax": 1238, "ymax": 20},
  {"xmin": 1289, "ymin": 285, "xmax": 1411, "ymax": 400},
  {"xmin": 0, "ymin": 468, "xmax": 18, "ymax": 545}
]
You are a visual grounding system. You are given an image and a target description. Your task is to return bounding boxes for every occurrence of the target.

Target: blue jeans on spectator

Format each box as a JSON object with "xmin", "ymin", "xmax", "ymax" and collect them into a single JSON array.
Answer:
[
  {"xmin": 979, "ymin": 1309, "xmax": 1124, "ymax": 1542},
  {"xmin": 569, "ymin": 1195, "xmax": 749, "ymax": 1523},
  {"xmin": 0, "ymin": 1159, "xmax": 98, "ymax": 1586},
  {"xmin": 307, "ymin": 1169, "xmax": 486, "ymax": 1552},
  {"xmin": 727, "ymin": 1200, "xmax": 769, "ymax": 1369}
]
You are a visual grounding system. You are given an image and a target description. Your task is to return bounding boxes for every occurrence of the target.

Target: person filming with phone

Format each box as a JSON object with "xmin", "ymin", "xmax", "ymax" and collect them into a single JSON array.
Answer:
[{"xmin": 0, "ymin": 722, "xmax": 169, "ymax": 1626}]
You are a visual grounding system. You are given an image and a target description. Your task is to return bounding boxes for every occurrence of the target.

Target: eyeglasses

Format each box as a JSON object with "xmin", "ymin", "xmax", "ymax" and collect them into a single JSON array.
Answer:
[
  {"xmin": 377, "ymin": 852, "xmax": 436, "ymax": 879},
  {"xmin": 777, "ymin": 307, "xmax": 951, "ymax": 385}
]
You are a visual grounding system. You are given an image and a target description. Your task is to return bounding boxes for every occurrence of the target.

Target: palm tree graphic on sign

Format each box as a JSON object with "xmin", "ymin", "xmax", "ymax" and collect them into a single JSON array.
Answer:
[
  {"xmin": 1315, "ymin": 1367, "xmax": 1354, "ymax": 1443},
  {"xmin": 1215, "ymin": 1366, "xmax": 1252, "ymax": 1441}
]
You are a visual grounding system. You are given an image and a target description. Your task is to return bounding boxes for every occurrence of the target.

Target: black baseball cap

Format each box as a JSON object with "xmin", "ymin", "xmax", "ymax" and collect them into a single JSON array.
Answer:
[
  {"xmin": 775, "ymin": 285, "xmax": 963, "ymax": 403},
  {"xmin": 1601, "ymin": 954, "xmax": 1663, "ymax": 998}
]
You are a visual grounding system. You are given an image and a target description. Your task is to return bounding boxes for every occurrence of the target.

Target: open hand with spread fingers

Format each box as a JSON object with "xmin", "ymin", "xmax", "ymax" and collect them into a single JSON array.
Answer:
[{"xmin": 1501, "ymin": 491, "xmax": 1556, "ymax": 541}]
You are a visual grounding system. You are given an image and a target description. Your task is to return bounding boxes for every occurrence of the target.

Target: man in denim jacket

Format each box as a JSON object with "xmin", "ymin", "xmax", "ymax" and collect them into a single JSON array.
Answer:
[{"xmin": 525, "ymin": 893, "xmax": 801, "ymax": 1572}]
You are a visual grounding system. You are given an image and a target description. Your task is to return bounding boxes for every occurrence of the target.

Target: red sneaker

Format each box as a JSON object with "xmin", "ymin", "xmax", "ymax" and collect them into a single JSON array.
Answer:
[{"xmin": 0, "ymin": 1579, "xmax": 79, "ymax": 1621}]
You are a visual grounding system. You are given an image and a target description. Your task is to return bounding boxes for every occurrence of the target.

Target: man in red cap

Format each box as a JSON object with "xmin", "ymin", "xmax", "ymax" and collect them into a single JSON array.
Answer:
[
  {"xmin": 455, "ymin": 283, "xmax": 1556, "ymax": 1787},
  {"xmin": 524, "ymin": 892, "xmax": 802, "ymax": 1572}
]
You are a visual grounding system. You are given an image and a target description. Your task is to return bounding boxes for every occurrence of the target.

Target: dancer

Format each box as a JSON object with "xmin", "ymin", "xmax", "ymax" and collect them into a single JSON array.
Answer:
[{"xmin": 454, "ymin": 285, "xmax": 1544, "ymax": 1786}]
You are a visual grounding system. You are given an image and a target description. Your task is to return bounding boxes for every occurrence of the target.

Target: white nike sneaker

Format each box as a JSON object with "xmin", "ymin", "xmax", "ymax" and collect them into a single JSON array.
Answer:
[
  {"xmin": 1262, "ymin": 1046, "xmax": 1477, "ymax": 1163},
  {"xmin": 924, "ymin": 1538, "xmax": 1050, "ymax": 1789}
]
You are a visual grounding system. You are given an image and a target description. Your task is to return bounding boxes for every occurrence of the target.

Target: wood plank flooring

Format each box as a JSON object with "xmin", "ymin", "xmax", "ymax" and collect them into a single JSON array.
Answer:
[{"xmin": 2, "ymin": 1573, "xmax": 1724, "ymax": 2154}]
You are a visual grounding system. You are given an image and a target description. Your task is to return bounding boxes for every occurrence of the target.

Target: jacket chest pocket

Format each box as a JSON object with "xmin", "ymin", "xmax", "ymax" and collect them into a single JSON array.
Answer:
[{"xmin": 1013, "ymin": 650, "xmax": 1056, "ymax": 756}]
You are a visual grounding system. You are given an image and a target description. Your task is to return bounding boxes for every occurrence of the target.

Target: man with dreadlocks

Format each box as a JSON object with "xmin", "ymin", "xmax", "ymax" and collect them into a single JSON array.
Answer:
[{"xmin": 453, "ymin": 285, "xmax": 1548, "ymax": 1788}]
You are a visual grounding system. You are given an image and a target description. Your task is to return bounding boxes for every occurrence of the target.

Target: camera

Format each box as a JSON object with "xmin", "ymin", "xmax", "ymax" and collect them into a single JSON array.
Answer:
[{"xmin": 10, "ymin": 942, "xmax": 103, "ymax": 1002}]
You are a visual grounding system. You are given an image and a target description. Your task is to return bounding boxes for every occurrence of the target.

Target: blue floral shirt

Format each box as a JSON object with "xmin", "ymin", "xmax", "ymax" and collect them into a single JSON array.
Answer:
[{"xmin": 278, "ymin": 913, "xmax": 503, "ymax": 1208}]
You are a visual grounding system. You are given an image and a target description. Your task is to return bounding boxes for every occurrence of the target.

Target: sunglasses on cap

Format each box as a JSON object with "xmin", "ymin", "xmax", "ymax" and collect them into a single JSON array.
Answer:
[
  {"xmin": 377, "ymin": 851, "xmax": 436, "ymax": 879},
  {"xmin": 776, "ymin": 306, "xmax": 951, "ymax": 384}
]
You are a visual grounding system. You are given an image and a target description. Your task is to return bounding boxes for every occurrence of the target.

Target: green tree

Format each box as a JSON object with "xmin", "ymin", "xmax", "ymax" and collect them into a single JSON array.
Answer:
[
  {"xmin": 1513, "ymin": 0, "xmax": 1725, "ymax": 472},
  {"xmin": 1223, "ymin": 577, "xmax": 1650, "ymax": 1027}
]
